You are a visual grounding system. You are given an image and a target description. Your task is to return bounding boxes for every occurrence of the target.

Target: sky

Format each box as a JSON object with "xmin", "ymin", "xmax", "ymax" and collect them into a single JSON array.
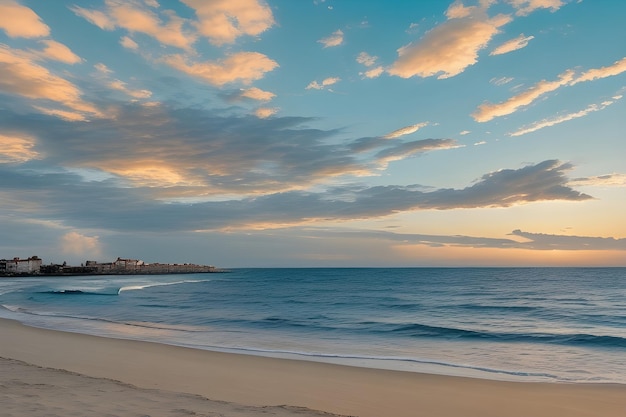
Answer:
[{"xmin": 0, "ymin": 0, "xmax": 625, "ymax": 267}]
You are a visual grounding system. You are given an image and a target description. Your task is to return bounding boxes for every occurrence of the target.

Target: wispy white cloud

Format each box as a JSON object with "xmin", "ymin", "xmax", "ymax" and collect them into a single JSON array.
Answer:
[
  {"xmin": 509, "ymin": 97, "xmax": 621, "ymax": 136},
  {"xmin": 0, "ymin": 0, "xmax": 50, "ymax": 38},
  {"xmin": 384, "ymin": 122, "xmax": 429, "ymax": 139},
  {"xmin": 474, "ymin": 140, "xmax": 487, "ymax": 146},
  {"xmin": 460, "ymin": 130, "xmax": 471, "ymax": 135},
  {"xmin": 490, "ymin": 33, "xmax": 534, "ymax": 55},
  {"xmin": 306, "ymin": 77, "xmax": 340, "ymax": 90},
  {"xmin": 490, "ymin": 76, "xmax": 514, "ymax": 85}
]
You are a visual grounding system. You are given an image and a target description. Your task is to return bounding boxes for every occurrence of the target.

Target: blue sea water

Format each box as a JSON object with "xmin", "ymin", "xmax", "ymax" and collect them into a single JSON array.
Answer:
[{"xmin": 1, "ymin": 268, "xmax": 625, "ymax": 383}]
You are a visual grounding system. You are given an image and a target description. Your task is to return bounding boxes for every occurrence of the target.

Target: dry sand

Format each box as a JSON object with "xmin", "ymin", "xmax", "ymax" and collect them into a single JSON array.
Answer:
[{"xmin": 1, "ymin": 317, "xmax": 626, "ymax": 417}]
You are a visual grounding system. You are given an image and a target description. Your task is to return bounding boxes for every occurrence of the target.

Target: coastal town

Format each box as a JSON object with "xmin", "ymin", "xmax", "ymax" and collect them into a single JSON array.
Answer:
[{"xmin": 0, "ymin": 256, "xmax": 220, "ymax": 276}]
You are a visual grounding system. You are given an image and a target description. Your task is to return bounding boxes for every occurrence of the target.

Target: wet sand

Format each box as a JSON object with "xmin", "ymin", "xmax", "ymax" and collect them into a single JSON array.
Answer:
[{"xmin": 2, "ymin": 318, "xmax": 626, "ymax": 417}]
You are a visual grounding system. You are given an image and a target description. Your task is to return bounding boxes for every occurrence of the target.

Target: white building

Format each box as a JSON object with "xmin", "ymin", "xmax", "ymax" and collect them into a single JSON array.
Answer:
[{"xmin": 0, "ymin": 256, "xmax": 42, "ymax": 274}]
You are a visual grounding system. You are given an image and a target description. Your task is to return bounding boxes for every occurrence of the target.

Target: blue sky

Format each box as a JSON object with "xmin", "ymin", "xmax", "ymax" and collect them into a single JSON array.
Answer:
[{"xmin": 0, "ymin": 0, "xmax": 625, "ymax": 267}]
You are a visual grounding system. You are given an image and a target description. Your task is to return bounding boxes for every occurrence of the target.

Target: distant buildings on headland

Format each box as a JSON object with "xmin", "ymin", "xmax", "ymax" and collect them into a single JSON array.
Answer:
[{"xmin": 0, "ymin": 256, "xmax": 222, "ymax": 276}]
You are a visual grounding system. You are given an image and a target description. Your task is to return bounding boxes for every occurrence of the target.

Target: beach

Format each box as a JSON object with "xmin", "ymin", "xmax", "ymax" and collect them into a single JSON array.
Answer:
[{"xmin": 1, "ymin": 318, "xmax": 626, "ymax": 417}]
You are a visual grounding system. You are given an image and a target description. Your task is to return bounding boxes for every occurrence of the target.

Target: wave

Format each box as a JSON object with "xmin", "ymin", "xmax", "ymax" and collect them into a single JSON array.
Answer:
[
  {"xmin": 32, "ymin": 279, "xmax": 211, "ymax": 296},
  {"xmin": 118, "ymin": 279, "xmax": 209, "ymax": 293},
  {"xmin": 390, "ymin": 322, "xmax": 626, "ymax": 348},
  {"xmin": 203, "ymin": 345, "xmax": 561, "ymax": 382}
]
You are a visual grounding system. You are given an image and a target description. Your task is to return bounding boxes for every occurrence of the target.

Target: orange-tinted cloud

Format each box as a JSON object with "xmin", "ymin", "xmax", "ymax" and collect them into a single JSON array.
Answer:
[
  {"xmin": 164, "ymin": 52, "xmax": 278, "ymax": 86},
  {"xmin": 571, "ymin": 56, "xmax": 626, "ymax": 85},
  {"xmin": 473, "ymin": 70, "xmax": 574, "ymax": 122},
  {"xmin": 0, "ymin": 45, "xmax": 101, "ymax": 120},
  {"xmin": 389, "ymin": 10, "xmax": 511, "ymax": 79},
  {"xmin": 507, "ymin": 0, "xmax": 564, "ymax": 16},
  {"xmin": 0, "ymin": 0, "xmax": 50, "ymax": 38},
  {"xmin": 0, "ymin": 133, "xmax": 40, "ymax": 163},
  {"xmin": 181, "ymin": 0, "xmax": 275, "ymax": 46},
  {"xmin": 37, "ymin": 40, "xmax": 82, "ymax": 64},
  {"xmin": 72, "ymin": 1, "xmax": 195, "ymax": 50},
  {"xmin": 240, "ymin": 87, "xmax": 275, "ymax": 101},
  {"xmin": 490, "ymin": 33, "xmax": 534, "ymax": 55},
  {"xmin": 318, "ymin": 29, "xmax": 344, "ymax": 48}
]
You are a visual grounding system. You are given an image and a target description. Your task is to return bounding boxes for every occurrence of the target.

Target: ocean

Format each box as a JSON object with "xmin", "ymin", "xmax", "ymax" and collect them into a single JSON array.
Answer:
[{"xmin": 1, "ymin": 268, "xmax": 625, "ymax": 383}]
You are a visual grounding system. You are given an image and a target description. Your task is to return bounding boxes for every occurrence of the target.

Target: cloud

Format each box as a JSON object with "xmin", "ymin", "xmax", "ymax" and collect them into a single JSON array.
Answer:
[
  {"xmin": 361, "ymin": 66, "xmax": 384, "ymax": 79},
  {"xmin": 507, "ymin": 0, "xmax": 565, "ymax": 16},
  {"xmin": 109, "ymin": 79, "xmax": 153, "ymax": 99},
  {"xmin": 318, "ymin": 29, "xmax": 344, "ymax": 48},
  {"xmin": 571, "ymin": 56, "xmax": 626, "ymax": 85},
  {"xmin": 0, "ymin": 155, "xmax": 590, "ymax": 233},
  {"xmin": 0, "ymin": 133, "xmax": 40, "ymax": 163},
  {"xmin": 0, "ymin": 44, "xmax": 101, "ymax": 120},
  {"xmin": 509, "ymin": 229, "xmax": 626, "ymax": 250},
  {"xmin": 460, "ymin": 130, "xmax": 471, "ymax": 135},
  {"xmin": 356, "ymin": 52, "xmax": 377, "ymax": 67},
  {"xmin": 0, "ymin": 0, "xmax": 50, "ymax": 38},
  {"xmin": 490, "ymin": 76, "xmax": 514, "ymax": 85},
  {"xmin": 309, "ymin": 227, "xmax": 626, "ymax": 251},
  {"xmin": 306, "ymin": 77, "xmax": 340, "ymax": 90},
  {"xmin": 120, "ymin": 35, "xmax": 139, "ymax": 50},
  {"xmin": 509, "ymin": 97, "xmax": 620, "ymax": 136},
  {"xmin": 255, "ymin": 107, "xmax": 278, "ymax": 118},
  {"xmin": 473, "ymin": 70, "xmax": 574, "ymax": 122},
  {"xmin": 383, "ymin": 122, "xmax": 429, "ymax": 139},
  {"xmin": 94, "ymin": 63, "xmax": 112, "ymax": 74},
  {"xmin": 60, "ymin": 231, "xmax": 102, "ymax": 258},
  {"xmin": 181, "ymin": 0, "xmax": 275, "ymax": 46},
  {"xmin": 474, "ymin": 140, "xmax": 487, "ymax": 146},
  {"xmin": 70, "ymin": 5, "xmax": 115, "ymax": 30},
  {"xmin": 388, "ymin": 9, "xmax": 511, "ymax": 79},
  {"xmin": 36, "ymin": 40, "xmax": 82, "ymax": 64},
  {"xmin": 163, "ymin": 52, "xmax": 279, "ymax": 86},
  {"xmin": 490, "ymin": 34, "xmax": 534, "ymax": 55},
  {"xmin": 0, "ymin": 102, "xmax": 458, "ymax": 200},
  {"xmin": 356, "ymin": 52, "xmax": 384, "ymax": 79},
  {"xmin": 569, "ymin": 173, "xmax": 626, "ymax": 187},
  {"xmin": 240, "ymin": 87, "xmax": 275, "ymax": 101},
  {"xmin": 474, "ymin": 57, "xmax": 626, "ymax": 122},
  {"xmin": 72, "ymin": 1, "xmax": 195, "ymax": 50}
]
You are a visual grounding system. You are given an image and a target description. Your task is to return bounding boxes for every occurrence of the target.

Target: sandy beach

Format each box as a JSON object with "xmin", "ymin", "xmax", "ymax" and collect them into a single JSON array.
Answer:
[{"xmin": 1, "ymin": 318, "xmax": 626, "ymax": 417}]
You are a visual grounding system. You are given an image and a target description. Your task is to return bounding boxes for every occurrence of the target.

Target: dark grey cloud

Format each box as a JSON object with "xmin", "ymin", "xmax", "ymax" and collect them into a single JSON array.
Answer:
[
  {"xmin": 291, "ymin": 227, "xmax": 626, "ymax": 251},
  {"xmin": 509, "ymin": 230, "xmax": 626, "ymax": 250},
  {"xmin": 0, "ymin": 104, "xmax": 455, "ymax": 195},
  {"xmin": 0, "ymin": 159, "xmax": 591, "ymax": 232}
]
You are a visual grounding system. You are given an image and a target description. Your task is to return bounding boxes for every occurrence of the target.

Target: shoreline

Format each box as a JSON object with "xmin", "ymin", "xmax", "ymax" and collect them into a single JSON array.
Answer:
[{"xmin": 2, "ymin": 318, "xmax": 626, "ymax": 417}]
